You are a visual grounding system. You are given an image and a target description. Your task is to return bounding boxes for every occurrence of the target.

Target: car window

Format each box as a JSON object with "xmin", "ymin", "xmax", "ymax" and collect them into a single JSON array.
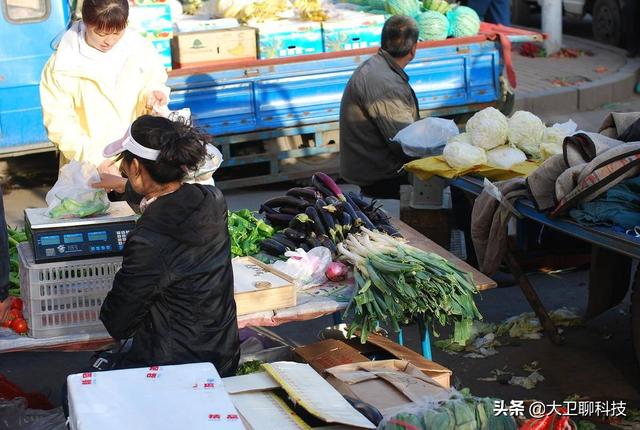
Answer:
[{"xmin": 3, "ymin": 0, "xmax": 49, "ymax": 23}]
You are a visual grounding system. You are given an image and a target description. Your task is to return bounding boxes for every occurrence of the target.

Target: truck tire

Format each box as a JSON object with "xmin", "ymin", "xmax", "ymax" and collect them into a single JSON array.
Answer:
[
  {"xmin": 592, "ymin": 0, "xmax": 623, "ymax": 46},
  {"xmin": 511, "ymin": 0, "xmax": 532, "ymax": 26}
]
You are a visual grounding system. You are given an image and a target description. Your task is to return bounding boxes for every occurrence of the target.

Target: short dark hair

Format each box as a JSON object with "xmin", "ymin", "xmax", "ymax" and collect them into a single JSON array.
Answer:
[
  {"xmin": 119, "ymin": 115, "xmax": 210, "ymax": 184},
  {"xmin": 82, "ymin": 0, "xmax": 128, "ymax": 33},
  {"xmin": 381, "ymin": 15, "xmax": 419, "ymax": 58}
]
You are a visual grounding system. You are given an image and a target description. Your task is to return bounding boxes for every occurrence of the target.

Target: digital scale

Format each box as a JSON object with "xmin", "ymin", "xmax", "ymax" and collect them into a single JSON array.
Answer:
[{"xmin": 25, "ymin": 202, "xmax": 138, "ymax": 264}]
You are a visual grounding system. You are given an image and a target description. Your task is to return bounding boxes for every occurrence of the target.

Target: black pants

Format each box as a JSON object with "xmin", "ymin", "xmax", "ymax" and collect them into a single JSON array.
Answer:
[{"xmin": 359, "ymin": 174, "xmax": 410, "ymax": 200}]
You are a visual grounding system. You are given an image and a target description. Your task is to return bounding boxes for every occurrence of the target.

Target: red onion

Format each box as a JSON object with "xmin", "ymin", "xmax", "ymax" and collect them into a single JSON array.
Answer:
[{"xmin": 325, "ymin": 261, "xmax": 348, "ymax": 282}]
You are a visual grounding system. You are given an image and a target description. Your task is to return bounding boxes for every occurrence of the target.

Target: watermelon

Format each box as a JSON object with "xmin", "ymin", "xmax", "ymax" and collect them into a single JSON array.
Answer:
[
  {"xmin": 385, "ymin": 0, "xmax": 421, "ymax": 17},
  {"xmin": 416, "ymin": 10, "xmax": 449, "ymax": 41},
  {"xmin": 446, "ymin": 5, "xmax": 480, "ymax": 38}
]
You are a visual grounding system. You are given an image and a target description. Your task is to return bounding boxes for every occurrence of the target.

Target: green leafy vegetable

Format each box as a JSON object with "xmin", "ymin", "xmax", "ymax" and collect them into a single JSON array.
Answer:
[
  {"xmin": 7, "ymin": 227, "xmax": 28, "ymax": 296},
  {"xmin": 228, "ymin": 210, "xmax": 275, "ymax": 257},
  {"xmin": 236, "ymin": 360, "xmax": 264, "ymax": 375},
  {"xmin": 49, "ymin": 191, "xmax": 110, "ymax": 219}
]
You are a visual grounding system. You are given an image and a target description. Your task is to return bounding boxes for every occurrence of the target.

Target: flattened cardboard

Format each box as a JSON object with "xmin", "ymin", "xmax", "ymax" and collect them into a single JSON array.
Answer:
[
  {"xmin": 294, "ymin": 339, "xmax": 368, "ymax": 374},
  {"xmin": 347, "ymin": 332, "xmax": 452, "ymax": 388},
  {"xmin": 324, "ymin": 360, "xmax": 451, "ymax": 415}
]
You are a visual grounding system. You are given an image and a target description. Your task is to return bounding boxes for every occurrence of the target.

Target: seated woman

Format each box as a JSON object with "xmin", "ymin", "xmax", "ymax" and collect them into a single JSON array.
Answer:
[{"xmin": 94, "ymin": 115, "xmax": 239, "ymax": 376}]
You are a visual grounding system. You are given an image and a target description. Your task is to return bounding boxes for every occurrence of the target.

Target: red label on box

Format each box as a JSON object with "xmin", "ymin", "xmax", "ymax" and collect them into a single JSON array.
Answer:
[
  {"xmin": 149, "ymin": 366, "xmax": 160, "ymax": 371},
  {"xmin": 82, "ymin": 372, "xmax": 92, "ymax": 378},
  {"xmin": 82, "ymin": 380, "xmax": 92, "ymax": 385},
  {"xmin": 208, "ymin": 414, "xmax": 221, "ymax": 421},
  {"xmin": 226, "ymin": 414, "xmax": 239, "ymax": 421},
  {"xmin": 146, "ymin": 373, "xmax": 158, "ymax": 379}
]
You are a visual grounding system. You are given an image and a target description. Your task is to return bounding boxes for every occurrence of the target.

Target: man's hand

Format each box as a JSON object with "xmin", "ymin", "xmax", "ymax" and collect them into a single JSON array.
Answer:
[
  {"xmin": 92, "ymin": 174, "xmax": 128, "ymax": 194},
  {"xmin": 146, "ymin": 91, "xmax": 168, "ymax": 110},
  {"xmin": 97, "ymin": 159, "xmax": 120, "ymax": 176},
  {"xmin": 0, "ymin": 298, "xmax": 12, "ymax": 324}
]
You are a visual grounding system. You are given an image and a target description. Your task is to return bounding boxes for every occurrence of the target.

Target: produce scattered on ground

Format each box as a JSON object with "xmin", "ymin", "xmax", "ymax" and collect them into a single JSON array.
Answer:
[
  {"xmin": 228, "ymin": 209, "xmax": 275, "ymax": 257},
  {"xmin": 477, "ymin": 364, "xmax": 545, "ymax": 390},
  {"xmin": 258, "ymin": 172, "xmax": 400, "ymax": 258},
  {"xmin": 435, "ymin": 308, "xmax": 582, "ymax": 357},
  {"xmin": 337, "ymin": 227, "xmax": 481, "ymax": 343}
]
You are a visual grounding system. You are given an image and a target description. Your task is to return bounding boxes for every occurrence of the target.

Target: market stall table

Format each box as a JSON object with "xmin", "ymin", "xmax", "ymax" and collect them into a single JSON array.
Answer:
[
  {"xmin": 447, "ymin": 175, "xmax": 640, "ymax": 350},
  {"xmin": 0, "ymin": 220, "xmax": 495, "ymax": 355}
]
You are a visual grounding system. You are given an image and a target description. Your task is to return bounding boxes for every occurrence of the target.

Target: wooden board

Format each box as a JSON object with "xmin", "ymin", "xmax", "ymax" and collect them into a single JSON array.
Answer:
[
  {"xmin": 394, "ymin": 219, "xmax": 496, "ymax": 291},
  {"xmin": 233, "ymin": 256, "xmax": 297, "ymax": 316}
]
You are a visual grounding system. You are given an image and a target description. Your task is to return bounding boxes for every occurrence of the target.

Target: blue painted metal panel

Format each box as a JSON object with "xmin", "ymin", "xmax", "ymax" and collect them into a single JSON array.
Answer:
[
  {"xmin": 0, "ymin": 0, "xmax": 68, "ymax": 149},
  {"xmin": 169, "ymin": 40, "xmax": 502, "ymax": 137}
]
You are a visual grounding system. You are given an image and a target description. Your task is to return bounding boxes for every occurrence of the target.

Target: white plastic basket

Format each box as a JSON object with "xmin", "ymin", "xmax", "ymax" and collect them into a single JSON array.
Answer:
[{"xmin": 17, "ymin": 243, "xmax": 122, "ymax": 339}]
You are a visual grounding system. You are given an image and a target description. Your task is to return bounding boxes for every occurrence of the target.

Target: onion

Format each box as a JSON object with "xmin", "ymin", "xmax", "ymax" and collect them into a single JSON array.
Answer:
[{"xmin": 325, "ymin": 261, "xmax": 348, "ymax": 282}]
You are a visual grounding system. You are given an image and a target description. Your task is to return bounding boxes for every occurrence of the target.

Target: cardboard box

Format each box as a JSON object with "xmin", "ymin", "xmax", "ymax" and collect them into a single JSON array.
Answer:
[
  {"xmin": 172, "ymin": 27, "xmax": 257, "ymax": 67},
  {"xmin": 346, "ymin": 333, "xmax": 452, "ymax": 389},
  {"xmin": 256, "ymin": 20, "xmax": 323, "ymax": 59},
  {"xmin": 322, "ymin": 12, "xmax": 384, "ymax": 52},
  {"xmin": 129, "ymin": 4, "xmax": 173, "ymax": 40},
  {"xmin": 151, "ymin": 39, "xmax": 172, "ymax": 70},
  {"xmin": 223, "ymin": 362, "xmax": 375, "ymax": 429},
  {"xmin": 68, "ymin": 363, "xmax": 242, "ymax": 430},
  {"xmin": 294, "ymin": 334, "xmax": 452, "ymax": 389},
  {"xmin": 294, "ymin": 339, "xmax": 368, "ymax": 374},
  {"xmin": 325, "ymin": 360, "xmax": 451, "ymax": 415}
]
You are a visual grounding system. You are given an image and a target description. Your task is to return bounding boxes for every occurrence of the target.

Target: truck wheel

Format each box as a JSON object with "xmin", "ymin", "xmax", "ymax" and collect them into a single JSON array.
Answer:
[
  {"xmin": 511, "ymin": 0, "xmax": 531, "ymax": 26},
  {"xmin": 592, "ymin": 0, "xmax": 623, "ymax": 46}
]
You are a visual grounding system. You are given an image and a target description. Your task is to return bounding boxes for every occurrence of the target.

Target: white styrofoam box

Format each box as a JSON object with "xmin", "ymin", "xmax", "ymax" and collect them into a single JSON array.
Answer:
[
  {"xmin": 17, "ymin": 243, "xmax": 120, "ymax": 339},
  {"xmin": 68, "ymin": 362, "xmax": 244, "ymax": 430}
]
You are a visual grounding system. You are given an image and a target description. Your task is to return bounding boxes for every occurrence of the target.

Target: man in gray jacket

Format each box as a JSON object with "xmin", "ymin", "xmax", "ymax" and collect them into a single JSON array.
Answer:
[{"xmin": 339, "ymin": 15, "xmax": 419, "ymax": 199}]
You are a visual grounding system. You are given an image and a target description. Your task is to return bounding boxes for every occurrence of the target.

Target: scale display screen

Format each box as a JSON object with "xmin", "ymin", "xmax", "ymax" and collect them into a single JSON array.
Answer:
[
  {"xmin": 63, "ymin": 233, "xmax": 84, "ymax": 244},
  {"xmin": 40, "ymin": 235, "xmax": 60, "ymax": 246},
  {"xmin": 87, "ymin": 231, "xmax": 108, "ymax": 242}
]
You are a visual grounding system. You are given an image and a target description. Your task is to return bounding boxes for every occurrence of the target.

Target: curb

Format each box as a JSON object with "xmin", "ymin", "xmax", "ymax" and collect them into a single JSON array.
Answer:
[{"xmin": 513, "ymin": 35, "xmax": 640, "ymax": 116}]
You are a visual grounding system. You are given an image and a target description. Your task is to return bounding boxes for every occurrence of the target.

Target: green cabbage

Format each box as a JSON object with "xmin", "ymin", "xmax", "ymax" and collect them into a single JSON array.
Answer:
[
  {"xmin": 466, "ymin": 107, "xmax": 508, "ymax": 150},
  {"xmin": 507, "ymin": 110, "xmax": 545, "ymax": 159},
  {"xmin": 446, "ymin": 5, "xmax": 480, "ymax": 38},
  {"xmin": 416, "ymin": 11, "xmax": 449, "ymax": 41}
]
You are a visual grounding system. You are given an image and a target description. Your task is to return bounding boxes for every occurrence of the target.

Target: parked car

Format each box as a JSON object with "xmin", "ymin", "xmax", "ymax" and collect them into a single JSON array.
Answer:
[{"xmin": 512, "ymin": 0, "xmax": 628, "ymax": 47}]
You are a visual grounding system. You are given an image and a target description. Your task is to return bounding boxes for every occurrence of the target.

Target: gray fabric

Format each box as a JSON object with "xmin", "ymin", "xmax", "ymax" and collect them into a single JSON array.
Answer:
[
  {"xmin": 598, "ymin": 112, "xmax": 640, "ymax": 138},
  {"xmin": 471, "ymin": 178, "xmax": 528, "ymax": 275},
  {"xmin": 526, "ymin": 154, "xmax": 567, "ymax": 211},
  {"xmin": 339, "ymin": 49, "xmax": 419, "ymax": 186}
]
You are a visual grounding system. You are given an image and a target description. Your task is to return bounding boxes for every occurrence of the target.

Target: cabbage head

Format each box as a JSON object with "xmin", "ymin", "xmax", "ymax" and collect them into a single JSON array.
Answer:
[
  {"xmin": 466, "ymin": 107, "xmax": 508, "ymax": 150},
  {"xmin": 416, "ymin": 11, "xmax": 449, "ymax": 41},
  {"xmin": 486, "ymin": 145, "xmax": 527, "ymax": 169},
  {"xmin": 446, "ymin": 5, "xmax": 480, "ymax": 38},
  {"xmin": 508, "ymin": 111, "xmax": 545, "ymax": 159},
  {"xmin": 443, "ymin": 133, "xmax": 487, "ymax": 168}
]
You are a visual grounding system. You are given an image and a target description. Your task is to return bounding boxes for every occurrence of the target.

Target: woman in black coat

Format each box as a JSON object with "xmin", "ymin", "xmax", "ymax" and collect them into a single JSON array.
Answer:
[{"xmin": 94, "ymin": 115, "xmax": 240, "ymax": 376}]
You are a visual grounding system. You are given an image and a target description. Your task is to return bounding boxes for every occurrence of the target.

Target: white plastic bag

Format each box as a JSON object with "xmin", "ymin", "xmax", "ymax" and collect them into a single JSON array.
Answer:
[
  {"xmin": 393, "ymin": 117, "xmax": 459, "ymax": 157},
  {"xmin": 486, "ymin": 145, "xmax": 527, "ymax": 169},
  {"xmin": 184, "ymin": 144, "xmax": 224, "ymax": 186},
  {"xmin": 272, "ymin": 247, "xmax": 332, "ymax": 288},
  {"xmin": 45, "ymin": 161, "xmax": 110, "ymax": 219}
]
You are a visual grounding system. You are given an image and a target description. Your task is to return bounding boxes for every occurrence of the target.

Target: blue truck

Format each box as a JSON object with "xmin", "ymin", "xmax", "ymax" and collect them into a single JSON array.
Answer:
[{"xmin": 0, "ymin": 0, "xmax": 540, "ymax": 188}]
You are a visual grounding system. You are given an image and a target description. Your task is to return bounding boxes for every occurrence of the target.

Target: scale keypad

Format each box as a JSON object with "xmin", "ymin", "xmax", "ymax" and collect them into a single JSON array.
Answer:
[{"xmin": 116, "ymin": 230, "xmax": 130, "ymax": 250}]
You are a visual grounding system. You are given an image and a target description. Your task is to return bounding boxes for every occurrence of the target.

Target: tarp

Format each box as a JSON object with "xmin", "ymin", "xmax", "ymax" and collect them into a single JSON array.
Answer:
[{"xmin": 404, "ymin": 156, "xmax": 541, "ymax": 181}]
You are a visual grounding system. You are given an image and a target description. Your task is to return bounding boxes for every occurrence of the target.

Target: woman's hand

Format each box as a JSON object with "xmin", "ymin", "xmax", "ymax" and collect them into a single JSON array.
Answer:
[
  {"xmin": 92, "ymin": 173, "xmax": 127, "ymax": 194},
  {"xmin": 97, "ymin": 159, "xmax": 120, "ymax": 176},
  {"xmin": 147, "ymin": 91, "xmax": 168, "ymax": 110}
]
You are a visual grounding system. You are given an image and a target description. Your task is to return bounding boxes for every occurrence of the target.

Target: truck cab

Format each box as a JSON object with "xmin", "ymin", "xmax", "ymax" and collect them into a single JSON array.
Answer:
[{"xmin": 0, "ymin": 0, "xmax": 68, "ymax": 156}]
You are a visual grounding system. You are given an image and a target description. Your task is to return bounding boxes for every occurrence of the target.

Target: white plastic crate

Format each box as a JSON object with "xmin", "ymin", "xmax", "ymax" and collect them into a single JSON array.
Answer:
[{"xmin": 17, "ymin": 243, "xmax": 122, "ymax": 339}]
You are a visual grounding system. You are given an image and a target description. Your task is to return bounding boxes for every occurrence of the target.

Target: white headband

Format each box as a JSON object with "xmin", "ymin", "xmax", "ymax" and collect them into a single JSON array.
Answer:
[{"xmin": 103, "ymin": 126, "xmax": 161, "ymax": 160}]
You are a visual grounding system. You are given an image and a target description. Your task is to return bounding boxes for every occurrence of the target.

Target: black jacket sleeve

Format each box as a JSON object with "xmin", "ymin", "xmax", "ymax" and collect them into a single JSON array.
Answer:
[
  {"xmin": 100, "ymin": 234, "xmax": 166, "ymax": 339},
  {"xmin": 0, "ymin": 187, "xmax": 9, "ymax": 302}
]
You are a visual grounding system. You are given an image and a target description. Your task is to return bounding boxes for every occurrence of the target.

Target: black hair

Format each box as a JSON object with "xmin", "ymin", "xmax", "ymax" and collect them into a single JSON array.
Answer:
[
  {"xmin": 82, "ymin": 0, "xmax": 128, "ymax": 33},
  {"xmin": 381, "ymin": 15, "xmax": 419, "ymax": 58},
  {"xmin": 119, "ymin": 115, "xmax": 209, "ymax": 184}
]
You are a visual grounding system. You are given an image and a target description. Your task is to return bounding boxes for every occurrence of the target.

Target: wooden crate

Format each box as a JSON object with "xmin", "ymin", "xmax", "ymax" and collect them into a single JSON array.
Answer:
[{"xmin": 233, "ymin": 256, "xmax": 296, "ymax": 316}]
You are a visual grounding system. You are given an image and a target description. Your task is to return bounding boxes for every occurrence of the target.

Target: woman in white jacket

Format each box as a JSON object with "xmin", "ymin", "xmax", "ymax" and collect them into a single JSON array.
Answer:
[{"xmin": 40, "ymin": 0, "xmax": 170, "ymax": 173}]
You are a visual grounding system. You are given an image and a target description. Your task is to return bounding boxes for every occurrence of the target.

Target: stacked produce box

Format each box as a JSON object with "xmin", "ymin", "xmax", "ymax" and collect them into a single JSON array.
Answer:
[
  {"xmin": 128, "ymin": 0, "xmax": 174, "ymax": 69},
  {"xmin": 169, "ymin": 0, "xmax": 480, "ymax": 68}
]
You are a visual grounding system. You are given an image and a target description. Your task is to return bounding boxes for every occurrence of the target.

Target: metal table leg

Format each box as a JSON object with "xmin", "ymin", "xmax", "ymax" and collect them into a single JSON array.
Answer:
[{"xmin": 504, "ymin": 249, "xmax": 564, "ymax": 345}]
